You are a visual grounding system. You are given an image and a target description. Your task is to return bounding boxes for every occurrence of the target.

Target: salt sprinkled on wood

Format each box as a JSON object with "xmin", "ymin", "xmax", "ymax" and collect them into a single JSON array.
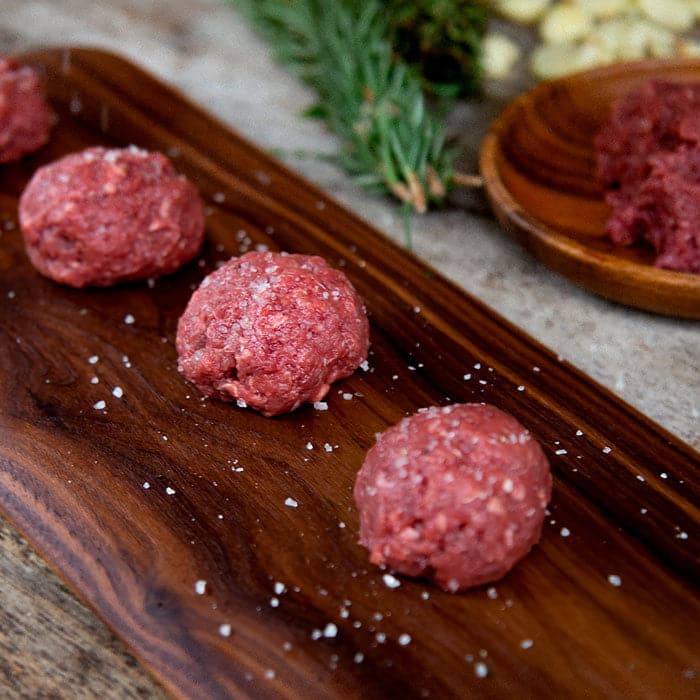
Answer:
[
  {"xmin": 195, "ymin": 580, "xmax": 207, "ymax": 595},
  {"xmin": 165, "ymin": 487, "xmax": 176, "ymax": 495},
  {"xmin": 142, "ymin": 482, "xmax": 150, "ymax": 489},
  {"xmin": 124, "ymin": 314, "xmax": 135, "ymax": 325},
  {"xmin": 382, "ymin": 573, "xmax": 401, "ymax": 589},
  {"xmin": 608, "ymin": 574, "xmax": 622, "ymax": 587},
  {"xmin": 323, "ymin": 623, "xmax": 338, "ymax": 638},
  {"xmin": 285, "ymin": 497, "xmax": 298, "ymax": 508},
  {"xmin": 560, "ymin": 527, "xmax": 570, "ymax": 537},
  {"xmin": 398, "ymin": 633, "xmax": 412, "ymax": 646},
  {"xmin": 112, "ymin": 386, "xmax": 123, "ymax": 398},
  {"xmin": 313, "ymin": 401, "xmax": 328, "ymax": 410},
  {"xmin": 474, "ymin": 662, "xmax": 489, "ymax": 678},
  {"xmin": 219, "ymin": 623, "xmax": 231, "ymax": 637},
  {"xmin": 88, "ymin": 355, "xmax": 99, "ymax": 364},
  {"xmin": 520, "ymin": 639, "xmax": 534, "ymax": 650},
  {"xmin": 93, "ymin": 400, "xmax": 106, "ymax": 410}
]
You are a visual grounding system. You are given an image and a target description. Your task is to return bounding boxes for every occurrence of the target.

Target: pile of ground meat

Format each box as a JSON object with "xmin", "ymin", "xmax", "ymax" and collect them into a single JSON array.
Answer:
[
  {"xmin": 596, "ymin": 80, "xmax": 700, "ymax": 274},
  {"xmin": 19, "ymin": 146, "xmax": 205, "ymax": 287},
  {"xmin": 354, "ymin": 403, "xmax": 551, "ymax": 591},
  {"xmin": 0, "ymin": 56, "xmax": 54, "ymax": 163},
  {"xmin": 176, "ymin": 251, "xmax": 370, "ymax": 417}
]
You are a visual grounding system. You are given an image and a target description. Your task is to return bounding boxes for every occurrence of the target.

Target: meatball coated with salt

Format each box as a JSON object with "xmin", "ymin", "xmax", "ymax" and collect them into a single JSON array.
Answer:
[
  {"xmin": 176, "ymin": 251, "xmax": 370, "ymax": 417},
  {"xmin": 19, "ymin": 146, "xmax": 204, "ymax": 287},
  {"xmin": 354, "ymin": 404, "xmax": 551, "ymax": 592},
  {"xmin": 0, "ymin": 56, "xmax": 54, "ymax": 163}
]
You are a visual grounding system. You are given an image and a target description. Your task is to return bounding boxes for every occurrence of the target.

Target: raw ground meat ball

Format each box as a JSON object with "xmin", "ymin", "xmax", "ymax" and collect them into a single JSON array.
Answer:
[
  {"xmin": 176, "ymin": 251, "xmax": 370, "ymax": 417},
  {"xmin": 0, "ymin": 56, "xmax": 54, "ymax": 163},
  {"xmin": 354, "ymin": 403, "xmax": 551, "ymax": 592},
  {"xmin": 596, "ymin": 80, "xmax": 700, "ymax": 272},
  {"xmin": 19, "ymin": 146, "xmax": 204, "ymax": 287}
]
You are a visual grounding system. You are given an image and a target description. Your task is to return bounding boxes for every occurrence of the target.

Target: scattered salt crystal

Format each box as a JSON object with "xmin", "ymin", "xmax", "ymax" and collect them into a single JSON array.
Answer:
[
  {"xmin": 282, "ymin": 641, "xmax": 293, "ymax": 652},
  {"xmin": 576, "ymin": 430, "xmax": 583, "ymax": 436},
  {"xmin": 474, "ymin": 363, "xmax": 481, "ymax": 369},
  {"xmin": 162, "ymin": 435, "xmax": 169, "ymax": 441},
  {"xmin": 517, "ymin": 385, "xmax": 525, "ymax": 392},
  {"xmin": 88, "ymin": 355, "xmax": 99, "ymax": 364},
  {"xmin": 660, "ymin": 472, "xmax": 668, "ymax": 479},
  {"xmin": 520, "ymin": 639, "xmax": 534, "ymax": 650},
  {"xmin": 636, "ymin": 475, "xmax": 645, "ymax": 482},
  {"xmin": 375, "ymin": 633, "xmax": 386, "ymax": 644},
  {"xmin": 313, "ymin": 401, "xmax": 328, "ymax": 410},
  {"xmin": 213, "ymin": 192, "xmax": 225, "ymax": 203},
  {"xmin": 474, "ymin": 662, "xmax": 489, "ymax": 678},
  {"xmin": 502, "ymin": 478, "xmax": 513, "ymax": 494},
  {"xmin": 323, "ymin": 623, "xmax": 338, "ymax": 638},
  {"xmin": 463, "ymin": 373, "xmax": 472, "ymax": 380},
  {"xmin": 219, "ymin": 623, "xmax": 231, "ymax": 637},
  {"xmin": 382, "ymin": 574, "xmax": 401, "ymax": 589},
  {"xmin": 360, "ymin": 360, "xmax": 369, "ymax": 371},
  {"xmin": 165, "ymin": 487, "xmax": 176, "ymax": 495},
  {"xmin": 602, "ymin": 446, "xmax": 612, "ymax": 454},
  {"xmin": 270, "ymin": 597, "xmax": 279, "ymax": 608},
  {"xmin": 677, "ymin": 531, "xmax": 689, "ymax": 540},
  {"xmin": 640, "ymin": 508, "xmax": 648, "ymax": 514},
  {"xmin": 608, "ymin": 574, "xmax": 622, "ymax": 587},
  {"xmin": 324, "ymin": 443, "xmax": 333, "ymax": 452},
  {"xmin": 560, "ymin": 527, "xmax": 570, "ymax": 537},
  {"xmin": 421, "ymin": 591, "xmax": 430, "ymax": 600},
  {"xmin": 413, "ymin": 306, "xmax": 421, "ymax": 313},
  {"xmin": 124, "ymin": 314, "xmax": 135, "ymax": 325},
  {"xmin": 487, "ymin": 587, "xmax": 498, "ymax": 600},
  {"xmin": 195, "ymin": 580, "xmax": 207, "ymax": 595},
  {"xmin": 112, "ymin": 386, "xmax": 123, "ymax": 398},
  {"xmin": 342, "ymin": 392, "xmax": 353, "ymax": 400},
  {"xmin": 354, "ymin": 653, "xmax": 364, "ymax": 663},
  {"xmin": 143, "ymin": 482, "xmax": 150, "ymax": 489},
  {"xmin": 285, "ymin": 497, "xmax": 298, "ymax": 508},
  {"xmin": 398, "ymin": 633, "xmax": 412, "ymax": 646},
  {"xmin": 306, "ymin": 442, "xmax": 314, "ymax": 450},
  {"xmin": 90, "ymin": 377, "xmax": 99, "ymax": 384},
  {"xmin": 93, "ymin": 400, "xmax": 106, "ymax": 410},
  {"xmin": 555, "ymin": 449, "xmax": 567, "ymax": 455},
  {"xmin": 236, "ymin": 398, "xmax": 247, "ymax": 408},
  {"xmin": 7, "ymin": 290, "xmax": 15, "ymax": 299},
  {"xmin": 338, "ymin": 521, "xmax": 346, "ymax": 529}
]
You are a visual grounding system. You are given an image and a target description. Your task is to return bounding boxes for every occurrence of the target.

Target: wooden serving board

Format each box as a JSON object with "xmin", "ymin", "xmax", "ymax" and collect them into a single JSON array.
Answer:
[{"xmin": 1, "ymin": 48, "xmax": 698, "ymax": 699}]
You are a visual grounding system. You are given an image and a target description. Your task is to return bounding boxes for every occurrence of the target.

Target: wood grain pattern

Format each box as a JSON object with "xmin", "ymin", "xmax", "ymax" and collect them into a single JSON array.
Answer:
[
  {"xmin": 1, "ymin": 48, "xmax": 699, "ymax": 699},
  {"xmin": 480, "ymin": 58, "xmax": 700, "ymax": 319}
]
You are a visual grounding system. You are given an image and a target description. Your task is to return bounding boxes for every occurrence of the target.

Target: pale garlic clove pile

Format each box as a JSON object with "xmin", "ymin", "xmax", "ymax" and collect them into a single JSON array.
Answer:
[{"xmin": 482, "ymin": 0, "xmax": 700, "ymax": 82}]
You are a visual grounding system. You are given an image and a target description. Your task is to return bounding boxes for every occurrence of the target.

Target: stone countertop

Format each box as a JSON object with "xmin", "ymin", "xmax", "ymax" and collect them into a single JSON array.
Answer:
[{"xmin": 0, "ymin": 1, "xmax": 697, "ymax": 697}]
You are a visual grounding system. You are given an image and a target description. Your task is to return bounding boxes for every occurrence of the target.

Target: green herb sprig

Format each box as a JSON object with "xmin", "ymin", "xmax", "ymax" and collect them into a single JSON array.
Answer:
[{"xmin": 232, "ymin": 0, "xmax": 473, "ymax": 218}]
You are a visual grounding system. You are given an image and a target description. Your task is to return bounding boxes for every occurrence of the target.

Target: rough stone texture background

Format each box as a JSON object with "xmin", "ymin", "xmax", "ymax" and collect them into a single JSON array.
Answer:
[{"xmin": 0, "ymin": 1, "xmax": 697, "ymax": 697}]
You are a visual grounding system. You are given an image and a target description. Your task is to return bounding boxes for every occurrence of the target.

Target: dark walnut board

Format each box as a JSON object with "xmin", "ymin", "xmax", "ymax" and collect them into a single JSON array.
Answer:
[{"xmin": 0, "ymin": 48, "xmax": 698, "ymax": 699}]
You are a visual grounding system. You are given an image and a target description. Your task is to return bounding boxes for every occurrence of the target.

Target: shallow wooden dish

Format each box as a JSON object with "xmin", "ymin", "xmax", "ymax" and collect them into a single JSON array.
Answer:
[
  {"xmin": 480, "ymin": 59, "xmax": 700, "ymax": 319},
  {"xmin": 1, "ymin": 48, "xmax": 699, "ymax": 699}
]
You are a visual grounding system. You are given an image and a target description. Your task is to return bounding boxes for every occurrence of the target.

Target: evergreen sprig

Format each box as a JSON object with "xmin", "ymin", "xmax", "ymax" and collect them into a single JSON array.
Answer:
[{"xmin": 231, "ymin": 0, "xmax": 465, "ymax": 216}]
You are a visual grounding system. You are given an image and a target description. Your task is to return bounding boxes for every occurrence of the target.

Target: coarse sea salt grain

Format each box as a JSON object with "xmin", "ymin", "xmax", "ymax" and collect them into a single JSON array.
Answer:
[
  {"xmin": 474, "ymin": 662, "xmax": 489, "ymax": 678},
  {"xmin": 313, "ymin": 401, "xmax": 328, "ymax": 411},
  {"xmin": 90, "ymin": 376, "xmax": 99, "ymax": 384},
  {"xmin": 124, "ymin": 314, "xmax": 135, "ymax": 325},
  {"xmin": 520, "ymin": 639, "xmax": 534, "ymax": 650},
  {"xmin": 602, "ymin": 446, "xmax": 612, "ymax": 454},
  {"xmin": 383, "ymin": 574, "xmax": 401, "ymax": 589},
  {"xmin": 93, "ymin": 400, "xmax": 106, "ymax": 410},
  {"xmin": 398, "ymin": 633, "xmax": 412, "ymax": 646},
  {"xmin": 142, "ymin": 482, "xmax": 150, "ymax": 489},
  {"xmin": 555, "ymin": 449, "xmax": 567, "ymax": 455},
  {"xmin": 285, "ymin": 497, "xmax": 298, "ymax": 508},
  {"xmin": 560, "ymin": 527, "xmax": 570, "ymax": 537},
  {"xmin": 306, "ymin": 442, "xmax": 314, "ymax": 450},
  {"xmin": 219, "ymin": 623, "xmax": 231, "ymax": 637},
  {"xmin": 608, "ymin": 574, "xmax": 622, "ymax": 587},
  {"xmin": 165, "ymin": 487, "xmax": 176, "ymax": 495},
  {"xmin": 195, "ymin": 580, "xmax": 207, "ymax": 595},
  {"xmin": 324, "ymin": 443, "xmax": 333, "ymax": 452},
  {"xmin": 270, "ymin": 597, "xmax": 279, "ymax": 608},
  {"xmin": 112, "ymin": 386, "xmax": 123, "ymax": 398},
  {"xmin": 487, "ymin": 587, "xmax": 498, "ymax": 600},
  {"xmin": 88, "ymin": 355, "xmax": 99, "ymax": 364},
  {"xmin": 342, "ymin": 392, "xmax": 353, "ymax": 400},
  {"xmin": 274, "ymin": 582, "xmax": 286, "ymax": 595},
  {"xmin": 323, "ymin": 623, "xmax": 338, "ymax": 638}
]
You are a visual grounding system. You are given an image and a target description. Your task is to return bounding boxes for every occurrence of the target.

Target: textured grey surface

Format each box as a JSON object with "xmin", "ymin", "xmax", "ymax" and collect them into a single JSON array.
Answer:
[{"xmin": 0, "ymin": 1, "xmax": 698, "ymax": 697}]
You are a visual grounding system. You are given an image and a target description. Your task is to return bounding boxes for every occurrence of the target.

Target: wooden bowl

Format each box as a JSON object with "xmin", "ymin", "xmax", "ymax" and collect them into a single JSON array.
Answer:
[{"xmin": 480, "ymin": 59, "xmax": 700, "ymax": 319}]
